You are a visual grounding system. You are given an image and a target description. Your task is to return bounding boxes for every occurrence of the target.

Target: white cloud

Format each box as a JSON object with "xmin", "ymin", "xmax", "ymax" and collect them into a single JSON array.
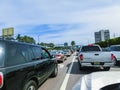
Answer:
[{"xmin": 0, "ymin": 0, "xmax": 120, "ymax": 44}]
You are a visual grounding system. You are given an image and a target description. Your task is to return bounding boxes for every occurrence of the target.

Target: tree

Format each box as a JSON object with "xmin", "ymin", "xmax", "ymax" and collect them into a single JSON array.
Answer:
[
  {"xmin": 39, "ymin": 42, "xmax": 54, "ymax": 48},
  {"xmin": 71, "ymin": 41, "xmax": 75, "ymax": 46},
  {"xmin": 16, "ymin": 34, "xmax": 35, "ymax": 44},
  {"xmin": 95, "ymin": 37, "xmax": 120, "ymax": 47}
]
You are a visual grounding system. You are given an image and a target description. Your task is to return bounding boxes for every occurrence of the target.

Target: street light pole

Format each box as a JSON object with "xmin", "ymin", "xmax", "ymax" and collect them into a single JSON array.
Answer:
[{"xmin": 38, "ymin": 35, "xmax": 40, "ymax": 44}]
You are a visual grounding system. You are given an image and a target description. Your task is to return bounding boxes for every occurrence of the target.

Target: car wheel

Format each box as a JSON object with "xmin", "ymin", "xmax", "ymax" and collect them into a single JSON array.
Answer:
[
  {"xmin": 114, "ymin": 57, "xmax": 118, "ymax": 66},
  {"xmin": 23, "ymin": 80, "xmax": 37, "ymax": 90},
  {"xmin": 114, "ymin": 57, "xmax": 120, "ymax": 66},
  {"xmin": 51, "ymin": 64, "xmax": 58, "ymax": 77},
  {"xmin": 104, "ymin": 67, "xmax": 110, "ymax": 71}
]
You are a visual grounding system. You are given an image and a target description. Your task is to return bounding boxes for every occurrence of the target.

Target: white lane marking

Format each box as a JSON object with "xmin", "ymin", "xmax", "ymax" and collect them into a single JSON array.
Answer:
[{"xmin": 60, "ymin": 56, "xmax": 75, "ymax": 90}]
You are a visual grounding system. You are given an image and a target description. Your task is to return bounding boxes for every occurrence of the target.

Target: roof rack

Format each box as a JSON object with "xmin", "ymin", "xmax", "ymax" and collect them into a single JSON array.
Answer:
[{"xmin": 0, "ymin": 36, "xmax": 16, "ymax": 41}]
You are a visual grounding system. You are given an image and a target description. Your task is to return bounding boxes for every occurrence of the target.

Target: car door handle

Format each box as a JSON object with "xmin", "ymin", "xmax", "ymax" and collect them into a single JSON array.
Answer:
[{"xmin": 95, "ymin": 54, "xmax": 99, "ymax": 56}]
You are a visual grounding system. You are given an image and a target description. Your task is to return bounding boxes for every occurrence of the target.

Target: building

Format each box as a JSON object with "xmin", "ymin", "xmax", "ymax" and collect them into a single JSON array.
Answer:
[{"xmin": 95, "ymin": 30, "xmax": 110, "ymax": 43}]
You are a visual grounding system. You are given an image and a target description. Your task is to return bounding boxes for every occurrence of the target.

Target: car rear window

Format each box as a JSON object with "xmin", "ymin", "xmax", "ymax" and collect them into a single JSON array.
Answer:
[{"xmin": 81, "ymin": 46, "xmax": 100, "ymax": 52}]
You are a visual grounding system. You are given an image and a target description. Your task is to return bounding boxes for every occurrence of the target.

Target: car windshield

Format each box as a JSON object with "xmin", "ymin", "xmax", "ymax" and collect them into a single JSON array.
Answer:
[
  {"xmin": 64, "ymin": 50, "xmax": 69, "ymax": 52},
  {"xmin": 100, "ymin": 83, "xmax": 120, "ymax": 90},
  {"xmin": 50, "ymin": 51, "xmax": 57, "ymax": 54},
  {"xmin": 110, "ymin": 46, "xmax": 120, "ymax": 51}
]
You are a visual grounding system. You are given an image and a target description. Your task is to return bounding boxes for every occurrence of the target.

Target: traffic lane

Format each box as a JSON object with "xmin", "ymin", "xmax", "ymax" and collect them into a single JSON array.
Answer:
[
  {"xmin": 66, "ymin": 57, "xmax": 101, "ymax": 90},
  {"xmin": 66, "ymin": 58, "xmax": 120, "ymax": 90},
  {"xmin": 38, "ymin": 54, "xmax": 74, "ymax": 90},
  {"xmin": 38, "ymin": 53, "xmax": 120, "ymax": 90}
]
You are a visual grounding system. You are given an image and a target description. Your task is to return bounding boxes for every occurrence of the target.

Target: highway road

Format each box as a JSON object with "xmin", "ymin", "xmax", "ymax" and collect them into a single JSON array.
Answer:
[{"xmin": 38, "ymin": 52, "xmax": 120, "ymax": 90}]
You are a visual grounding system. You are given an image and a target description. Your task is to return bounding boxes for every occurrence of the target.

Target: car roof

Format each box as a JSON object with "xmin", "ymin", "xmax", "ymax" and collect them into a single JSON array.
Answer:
[
  {"xmin": 0, "ymin": 39, "xmax": 40, "ymax": 47},
  {"xmin": 110, "ymin": 45, "xmax": 120, "ymax": 46}
]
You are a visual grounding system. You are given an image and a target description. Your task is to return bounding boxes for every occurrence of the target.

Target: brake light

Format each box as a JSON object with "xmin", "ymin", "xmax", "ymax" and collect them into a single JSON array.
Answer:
[
  {"xmin": 88, "ymin": 44, "xmax": 93, "ymax": 46},
  {"xmin": 80, "ymin": 54, "xmax": 83, "ymax": 60},
  {"xmin": 0, "ymin": 72, "xmax": 3, "ymax": 88},
  {"xmin": 56, "ymin": 54, "xmax": 62, "ymax": 59},
  {"xmin": 111, "ymin": 54, "xmax": 115, "ymax": 61}
]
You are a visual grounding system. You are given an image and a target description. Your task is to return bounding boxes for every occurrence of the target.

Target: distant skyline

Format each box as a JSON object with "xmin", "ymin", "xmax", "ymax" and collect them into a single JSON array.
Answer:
[{"xmin": 0, "ymin": 0, "xmax": 120, "ymax": 45}]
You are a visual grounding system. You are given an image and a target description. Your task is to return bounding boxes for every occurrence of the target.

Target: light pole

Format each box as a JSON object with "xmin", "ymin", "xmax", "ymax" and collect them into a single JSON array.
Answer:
[{"xmin": 38, "ymin": 35, "xmax": 40, "ymax": 44}]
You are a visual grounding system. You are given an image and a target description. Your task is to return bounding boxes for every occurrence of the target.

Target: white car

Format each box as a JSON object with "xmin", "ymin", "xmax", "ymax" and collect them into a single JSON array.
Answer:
[
  {"xmin": 72, "ymin": 71, "xmax": 120, "ymax": 90},
  {"xmin": 109, "ymin": 45, "xmax": 120, "ymax": 65},
  {"xmin": 78, "ymin": 45, "xmax": 115, "ymax": 71}
]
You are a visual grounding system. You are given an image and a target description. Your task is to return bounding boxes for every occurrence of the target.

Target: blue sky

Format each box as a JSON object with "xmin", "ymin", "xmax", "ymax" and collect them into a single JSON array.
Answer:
[{"xmin": 0, "ymin": 0, "xmax": 120, "ymax": 45}]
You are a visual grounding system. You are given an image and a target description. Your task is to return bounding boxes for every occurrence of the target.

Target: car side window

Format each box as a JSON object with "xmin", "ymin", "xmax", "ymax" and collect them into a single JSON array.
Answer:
[
  {"xmin": 18, "ymin": 45, "xmax": 34, "ymax": 62},
  {"xmin": 41, "ymin": 48, "xmax": 50, "ymax": 59},
  {"xmin": 31, "ymin": 46, "xmax": 42, "ymax": 60},
  {"xmin": 5, "ymin": 43, "xmax": 26, "ymax": 66}
]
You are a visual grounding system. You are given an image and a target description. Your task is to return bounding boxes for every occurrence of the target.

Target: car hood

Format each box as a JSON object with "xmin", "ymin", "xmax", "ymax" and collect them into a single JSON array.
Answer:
[{"xmin": 72, "ymin": 71, "xmax": 120, "ymax": 90}]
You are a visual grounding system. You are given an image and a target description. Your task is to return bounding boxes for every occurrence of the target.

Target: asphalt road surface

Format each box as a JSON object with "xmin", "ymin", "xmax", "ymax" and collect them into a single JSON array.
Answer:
[{"xmin": 38, "ymin": 52, "xmax": 120, "ymax": 90}]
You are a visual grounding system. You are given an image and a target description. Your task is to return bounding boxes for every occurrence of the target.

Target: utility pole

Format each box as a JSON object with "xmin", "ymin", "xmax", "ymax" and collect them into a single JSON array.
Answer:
[
  {"xmin": 38, "ymin": 35, "xmax": 40, "ymax": 44},
  {"xmin": 113, "ymin": 33, "xmax": 115, "ymax": 38}
]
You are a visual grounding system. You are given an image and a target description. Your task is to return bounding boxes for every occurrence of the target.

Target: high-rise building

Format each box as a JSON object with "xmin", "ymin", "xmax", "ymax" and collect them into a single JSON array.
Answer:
[{"xmin": 95, "ymin": 30, "xmax": 110, "ymax": 43}]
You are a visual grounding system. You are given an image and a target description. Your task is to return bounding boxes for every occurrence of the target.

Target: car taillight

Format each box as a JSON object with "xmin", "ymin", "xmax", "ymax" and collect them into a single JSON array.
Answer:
[
  {"xmin": 111, "ymin": 54, "xmax": 115, "ymax": 61},
  {"xmin": 80, "ymin": 54, "xmax": 83, "ymax": 60},
  {"xmin": 0, "ymin": 72, "xmax": 3, "ymax": 88},
  {"xmin": 56, "ymin": 54, "xmax": 62, "ymax": 59}
]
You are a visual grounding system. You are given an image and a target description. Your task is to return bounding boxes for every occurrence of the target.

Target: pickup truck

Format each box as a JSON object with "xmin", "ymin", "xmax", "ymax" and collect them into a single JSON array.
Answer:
[
  {"xmin": 109, "ymin": 45, "xmax": 120, "ymax": 65},
  {"xmin": 78, "ymin": 44, "xmax": 115, "ymax": 71}
]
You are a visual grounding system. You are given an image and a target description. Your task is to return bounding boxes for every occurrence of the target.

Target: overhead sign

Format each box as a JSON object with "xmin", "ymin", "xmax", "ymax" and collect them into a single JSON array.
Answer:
[{"xmin": 2, "ymin": 27, "xmax": 14, "ymax": 36}]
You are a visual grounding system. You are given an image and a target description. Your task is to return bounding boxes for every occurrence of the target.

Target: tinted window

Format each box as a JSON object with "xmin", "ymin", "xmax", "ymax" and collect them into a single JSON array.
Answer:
[
  {"xmin": 110, "ymin": 46, "xmax": 120, "ymax": 51},
  {"xmin": 100, "ymin": 83, "xmax": 120, "ymax": 90},
  {"xmin": 81, "ymin": 46, "xmax": 100, "ymax": 52},
  {"xmin": 5, "ymin": 43, "xmax": 27, "ymax": 66},
  {"xmin": 31, "ymin": 46, "xmax": 42, "ymax": 60},
  {"xmin": 0, "ymin": 42, "xmax": 5, "ymax": 67},
  {"xmin": 41, "ymin": 48, "xmax": 50, "ymax": 59},
  {"xmin": 18, "ymin": 45, "xmax": 34, "ymax": 62}
]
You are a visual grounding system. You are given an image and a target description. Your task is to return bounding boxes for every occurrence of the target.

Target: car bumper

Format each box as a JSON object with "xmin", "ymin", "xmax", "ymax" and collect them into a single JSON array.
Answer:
[{"xmin": 81, "ymin": 62, "xmax": 114, "ymax": 67}]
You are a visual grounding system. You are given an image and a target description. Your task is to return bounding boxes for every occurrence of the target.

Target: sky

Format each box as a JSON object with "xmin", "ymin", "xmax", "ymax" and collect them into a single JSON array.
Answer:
[{"xmin": 0, "ymin": 0, "xmax": 120, "ymax": 45}]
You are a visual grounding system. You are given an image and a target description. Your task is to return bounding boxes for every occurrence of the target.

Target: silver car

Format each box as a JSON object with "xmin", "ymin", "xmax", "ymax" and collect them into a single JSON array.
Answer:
[
  {"xmin": 109, "ymin": 45, "xmax": 120, "ymax": 65},
  {"xmin": 72, "ymin": 71, "xmax": 120, "ymax": 90}
]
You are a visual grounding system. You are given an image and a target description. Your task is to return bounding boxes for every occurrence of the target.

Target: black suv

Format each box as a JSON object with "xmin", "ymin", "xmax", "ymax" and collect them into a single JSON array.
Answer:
[{"xmin": 0, "ymin": 40, "xmax": 58, "ymax": 90}]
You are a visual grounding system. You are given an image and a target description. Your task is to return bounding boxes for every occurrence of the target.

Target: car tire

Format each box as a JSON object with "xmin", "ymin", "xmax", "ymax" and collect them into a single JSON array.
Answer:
[
  {"xmin": 114, "ymin": 57, "xmax": 118, "ymax": 66},
  {"xmin": 51, "ymin": 64, "xmax": 58, "ymax": 77},
  {"xmin": 114, "ymin": 57, "xmax": 120, "ymax": 66},
  {"xmin": 104, "ymin": 67, "xmax": 110, "ymax": 71},
  {"xmin": 23, "ymin": 80, "xmax": 37, "ymax": 90}
]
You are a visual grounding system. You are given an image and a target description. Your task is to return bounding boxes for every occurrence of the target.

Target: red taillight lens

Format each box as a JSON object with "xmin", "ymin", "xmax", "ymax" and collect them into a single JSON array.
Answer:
[
  {"xmin": 56, "ymin": 54, "xmax": 62, "ymax": 59},
  {"xmin": 111, "ymin": 54, "xmax": 115, "ymax": 61},
  {"xmin": 80, "ymin": 54, "xmax": 83, "ymax": 60},
  {"xmin": 0, "ymin": 72, "xmax": 3, "ymax": 88}
]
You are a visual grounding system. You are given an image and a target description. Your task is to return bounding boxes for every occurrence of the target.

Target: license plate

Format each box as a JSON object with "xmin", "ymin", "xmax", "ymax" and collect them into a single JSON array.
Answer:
[{"xmin": 94, "ymin": 62, "xmax": 100, "ymax": 65}]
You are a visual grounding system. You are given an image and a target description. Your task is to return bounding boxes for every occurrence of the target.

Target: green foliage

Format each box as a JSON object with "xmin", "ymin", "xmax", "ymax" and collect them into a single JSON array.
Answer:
[
  {"xmin": 95, "ymin": 37, "xmax": 120, "ymax": 47},
  {"xmin": 38, "ymin": 42, "xmax": 54, "ymax": 48},
  {"xmin": 71, "ymin": 41, "xmax": 75, "ymax": 46},
  {"xmin": 53, "ymin": 46, "xmax": 70, "ymax": 50},
  {"xmin": 16, "ymin": 34, "xmax": 35, "ymax": 44}
]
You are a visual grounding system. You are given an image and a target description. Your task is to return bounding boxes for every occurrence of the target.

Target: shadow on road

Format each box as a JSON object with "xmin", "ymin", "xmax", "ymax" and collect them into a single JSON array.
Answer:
[{"xmin": 66, "ymin": 60, "xmax": 106, "ymax": 75}]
